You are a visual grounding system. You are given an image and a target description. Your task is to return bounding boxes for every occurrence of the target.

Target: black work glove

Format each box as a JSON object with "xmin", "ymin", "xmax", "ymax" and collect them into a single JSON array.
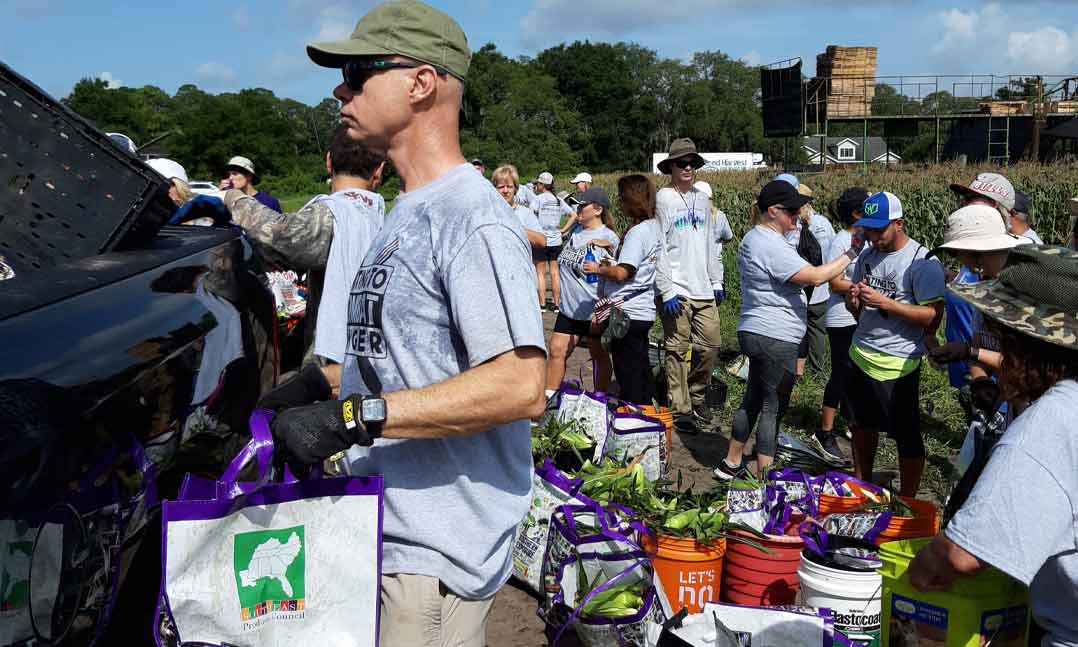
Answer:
[
  {"xmin": 257, "ymin": 364, "xmax": 332, "ymax": 412},
  {"xmin": 269, "ymin": 395, "xmax": 375, "ymax": 472},
  {"xmin": 927, "ymin": 341, "xmax": 970, "ymax": 365},
  {"xmin": 969, "ymin": 377, "xmax": 1001, "ymax": 414}
]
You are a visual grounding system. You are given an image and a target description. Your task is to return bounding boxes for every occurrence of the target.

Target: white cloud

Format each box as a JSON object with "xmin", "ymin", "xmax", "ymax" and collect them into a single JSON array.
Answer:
[
  {"xmin": 97, "ymin": 71, "xmax": 122, "ymax": 89},
  {"xmin": 740, "ymin": 50, "xmax": 762, "ymax": 67},
  {"xmin": 195, "ymin": 62, "xmax": 237, "ymax": 87},
  {"xmin": 232, "ymin": 5, "xmax": 250, "ymax": 30},
  {"xmin": 927, "ymin": 3, "xmax": 1078, "ymax": 74},
  {"xmin": 519, "ymin": 0, "xmax": 716, "ymax": 48},
  {"xmin": 313, "ymin": 3, "xmax": 356, "ymax": 42},
  {"xmin": 1007, "ymin": 26, "xmax": 1077, "ymax": 72}
]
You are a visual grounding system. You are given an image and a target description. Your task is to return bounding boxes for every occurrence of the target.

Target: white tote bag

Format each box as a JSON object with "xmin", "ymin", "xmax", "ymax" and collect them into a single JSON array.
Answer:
[{"xmin": 156, "ymin": 410, "xmax": 384, "ymax": 647}]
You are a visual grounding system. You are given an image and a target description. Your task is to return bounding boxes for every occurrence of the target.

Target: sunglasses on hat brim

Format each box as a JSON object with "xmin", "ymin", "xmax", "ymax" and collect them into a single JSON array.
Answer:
[{"xmin": 342, "ymin": 59, "xmax": 448, "ymax": 93}]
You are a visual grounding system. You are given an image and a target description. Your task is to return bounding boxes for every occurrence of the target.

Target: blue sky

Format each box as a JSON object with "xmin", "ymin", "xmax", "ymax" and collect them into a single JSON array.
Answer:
[{"xmin": 3, "ymin": 0, "xmax": 1077, "ymax": 107}]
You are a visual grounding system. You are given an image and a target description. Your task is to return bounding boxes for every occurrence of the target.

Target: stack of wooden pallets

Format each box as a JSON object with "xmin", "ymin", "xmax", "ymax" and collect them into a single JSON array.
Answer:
[{"xmin": 815, "ymin": 46, "xmax": 878, "ymax": 118}]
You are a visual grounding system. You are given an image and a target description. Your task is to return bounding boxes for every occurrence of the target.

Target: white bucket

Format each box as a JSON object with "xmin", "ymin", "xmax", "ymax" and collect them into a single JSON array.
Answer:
[{"xmin": 798, "ymin": 552, "xmax": 883, "ymax": 647}]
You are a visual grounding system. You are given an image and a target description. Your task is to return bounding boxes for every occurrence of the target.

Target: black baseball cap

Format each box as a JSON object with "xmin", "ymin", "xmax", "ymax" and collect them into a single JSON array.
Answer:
[
  {"xmin": 1013, "ymin": 191, "xmax": 1031, "ymax": 218},
  {"xmin": 576, "ymin": 187, "xmax": 611, "ymax": 210},
  {"xmin": 757, "ymin": 180, "xmax": 812, "ymax": 212},
  {"xmin": 834, "ymin": 186, "xmax": 870, "ymax": 223}
]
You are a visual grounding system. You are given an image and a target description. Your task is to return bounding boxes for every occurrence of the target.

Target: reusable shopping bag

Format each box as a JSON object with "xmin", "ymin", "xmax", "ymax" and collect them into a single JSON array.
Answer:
[{"xmin": 155, "ymin": 410, "xmax": 383, "ymax": 647}]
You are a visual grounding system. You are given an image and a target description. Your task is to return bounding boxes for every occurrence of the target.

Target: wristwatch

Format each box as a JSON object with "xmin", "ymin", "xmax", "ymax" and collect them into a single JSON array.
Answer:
[{"xmin": 342, "ymin": 395, "xmax": 387, "ymax": 442}]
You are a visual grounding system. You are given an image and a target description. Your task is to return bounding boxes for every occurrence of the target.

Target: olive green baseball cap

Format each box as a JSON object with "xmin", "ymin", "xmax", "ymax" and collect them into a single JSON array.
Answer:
[{"xmin": 306, "ymin": 0, "xmax": 471, "ymax": 81}]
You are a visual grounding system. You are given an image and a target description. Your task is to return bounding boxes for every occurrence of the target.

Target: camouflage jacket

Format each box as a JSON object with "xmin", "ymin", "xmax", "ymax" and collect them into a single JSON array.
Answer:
[
  {"xmin": 227, "ymin": 193, "xmax": 334, "ymax": 356},
  {"xmin": 226, "ymin": 193, "xmax": 335, "ymax": 272}
]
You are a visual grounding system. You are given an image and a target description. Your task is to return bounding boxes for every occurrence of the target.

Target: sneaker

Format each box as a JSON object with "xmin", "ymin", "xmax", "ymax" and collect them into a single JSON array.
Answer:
[
  {"xmin": 544, "ymin": 299, "xmax": 555, "ymax": 312},
  {"xmin": 673, "ymin": 414, "xmax": 697, "ymax": 434},
  {"xmin": 812, "ymin": 431, "xmax": 847, "ymax": 465},
  {"xmin": 552, "ymin": 305, "xmax": 560, "ymax": 314},
  {"xmin": 713, "ymin": 458, "xmax": 742, "ymax": 481}
]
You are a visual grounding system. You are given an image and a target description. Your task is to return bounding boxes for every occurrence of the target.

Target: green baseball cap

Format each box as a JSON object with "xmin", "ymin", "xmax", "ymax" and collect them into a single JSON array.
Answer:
[{"xmin": 306, "ymin": 0, "xmax": 471, "ymax": 81}]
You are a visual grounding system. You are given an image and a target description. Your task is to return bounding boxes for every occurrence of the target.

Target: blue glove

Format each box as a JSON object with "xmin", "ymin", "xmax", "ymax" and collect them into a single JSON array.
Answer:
[
  {"xmin": 662, "ymin": 296, "xmax": 683, "ymax": 317},
  {"xmin": 714, "ymin": 289, "xmax": 726, "ymax": 305}
]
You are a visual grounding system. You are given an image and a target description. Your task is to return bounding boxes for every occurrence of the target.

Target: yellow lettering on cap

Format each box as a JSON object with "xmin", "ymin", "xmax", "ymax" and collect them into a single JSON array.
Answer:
[{"xmin": 342, "ymin": 400, "xmax": 355, "ymax": 424}]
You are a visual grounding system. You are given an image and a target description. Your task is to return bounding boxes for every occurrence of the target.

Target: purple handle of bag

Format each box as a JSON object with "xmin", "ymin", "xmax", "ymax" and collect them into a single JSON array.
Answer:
[
  {"xmin": 763, "ymin": 486, "xmax": 792, "ymax": 535},
  {"xmin": 537, "ymin": 457, "xmax": 585, "ymax": 497},
  {"xmin": 798, "ymin": 519, "xmax": 830, "ymax": 557},
  {"xmin": 183, "ymin": 409, "xmax": 302, "ymax": 501}
]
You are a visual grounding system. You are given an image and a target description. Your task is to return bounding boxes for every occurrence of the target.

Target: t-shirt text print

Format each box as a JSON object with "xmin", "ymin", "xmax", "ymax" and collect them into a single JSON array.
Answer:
[{"xmin": 347, "ymin": 237, "xmax": 400, "ymax": 359}]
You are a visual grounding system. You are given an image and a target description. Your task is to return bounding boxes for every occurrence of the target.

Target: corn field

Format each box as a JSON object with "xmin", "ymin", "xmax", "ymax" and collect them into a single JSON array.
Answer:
[{"xmin": 573, "ymin": 162, "xmax": 1078, "ymax": 247}]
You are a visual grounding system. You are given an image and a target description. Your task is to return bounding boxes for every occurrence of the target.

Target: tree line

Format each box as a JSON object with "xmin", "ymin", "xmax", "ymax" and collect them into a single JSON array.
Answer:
[
  {"xmin": 62, "ymin": 41, "xmax": 788, "ymax": 190},
  {"xmin": 64, "ymin": 41, "xmax": 1055, "ymax": 193}
]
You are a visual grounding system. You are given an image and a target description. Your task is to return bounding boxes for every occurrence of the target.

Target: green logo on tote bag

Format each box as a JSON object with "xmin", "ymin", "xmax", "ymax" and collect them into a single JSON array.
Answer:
[{"xmin": 234, "ymin": 525, "xmax": 306, "ymax": 622}]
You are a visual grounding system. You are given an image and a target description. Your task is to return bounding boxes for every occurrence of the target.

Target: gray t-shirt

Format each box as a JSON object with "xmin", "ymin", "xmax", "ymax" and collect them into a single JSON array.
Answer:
[
  {"xmin": 824, "ymin": 229, "xmax": 858, "ymax": 329},
  {"xmin": 601, "ymin": 219, "xmax": 662, "ymax": 322},
  {"xmin": 712, "ymin": 209, "xmax": 735, "ymax": 289},
  {"xmin": 1019, "ymin": 228, "xmax": 1044, "ymax": 245},
  {"xmin": 339, "ymin": 163, "xmax": 546, "ymax": 599},
  {"xmin": 312, "ymin": 188, "xmax": 385, "ymax": 363},
  {"xmin": 532, "ymin": 191, "xmax": 572, "ymax": 247},
  {"xmin": 513, "ymin": 204, "xmax": 542, "ymax": 234},
  {"xmin": 516, "ymin": 183, "xmax": 536, "ymax": 209},
  {"xmin": 655, "ymin": 187, "xmax": 722, "ymax": 299},
  {"xmin": 737, "ymin": 225, "xmax": 809, "ymax": 344},
  {"xmin": 784, "ymin": 212, "xmax": 836, "ymax": 305},
  {"xmin": 947, "ymin": 379, "xmax": 1078, "ymax": 647},
  {"xmin": 558, "ymin": 224, "xmax": 620, "ymax": 321},
  {"xmin": 851, "ymin": 238, "xmax": 945, "ymax": 359},
  {"xmin": 806, "ymin": 212, "xmax": 836, "ymax": 305}
]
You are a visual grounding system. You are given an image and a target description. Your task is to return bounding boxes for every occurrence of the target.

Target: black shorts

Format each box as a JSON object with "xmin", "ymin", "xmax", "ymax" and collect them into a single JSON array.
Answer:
[
  {"xmin": 533, "ymin": 244, "xmax": 563, "ymax": 262},
  {"xmin": 553, "ymin": 313, "xmax": 596, "ymax": 338},
  {"xmin": 848, "ymin": 361, "xmax": 925, "ymax": 459}
]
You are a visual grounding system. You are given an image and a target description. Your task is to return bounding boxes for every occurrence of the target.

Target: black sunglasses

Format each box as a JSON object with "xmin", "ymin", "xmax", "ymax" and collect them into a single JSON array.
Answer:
[
  {"xmin": 671, "ymin": 159, "xmax": 696, "ymax": 169},
  {"xmin": 341, "ymin": 59, "xmax": 447, "ymax": 92}
]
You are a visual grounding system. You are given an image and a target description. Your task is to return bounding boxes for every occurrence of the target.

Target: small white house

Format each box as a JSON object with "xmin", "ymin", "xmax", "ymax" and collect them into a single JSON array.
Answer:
[{"xmin": 801, "ymin": 136, "xmax": 901, "ymax": 165}]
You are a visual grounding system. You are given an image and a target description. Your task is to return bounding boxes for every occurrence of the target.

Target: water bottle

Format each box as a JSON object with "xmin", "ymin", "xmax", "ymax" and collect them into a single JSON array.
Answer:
[{"xmin": 584, "ymin": 246, "xmax": 599, "ymax": 284}]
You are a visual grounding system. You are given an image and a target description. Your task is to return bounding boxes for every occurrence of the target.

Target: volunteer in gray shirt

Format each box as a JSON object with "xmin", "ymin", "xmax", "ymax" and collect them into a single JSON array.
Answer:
[
  {"xmin": 1010, "ymin": 190, "xmax": 1044, "ymax": 244},
  {"xmin": 277, "ymin": 6, "xmax": 548, "ymax": 645},
  {"xmin": 818, "ymin": 187, "xmax": 869, "ymax": 463},
  {"xmin": 532, "ymin": 172, "xmax": 574, "ymax": 311},
  {"xmin": 591, "ymin": 174, "xmax": 664, "ymax": 404},
  {"xmin": 224, "ymin": 124, "xmax": 385, "ymax": 373},
  {"xmin": 846, "ymin": 191, "xmax": 945, "ymax": 498},
  {"xmin": 908, "ymin": 245, "xmax": 1078, "ymax": 647},
  {"xmin": 491, "ymin": 164, "xmax": 546, "ymax": 250},
  {"xmin": 715, "ymin": 181, "xmax": 857, "ymax": 480},
  {"xmin": 654, "ymin": 138, "xmax": 724, "ymax": 431},
  {"xmin": 546, "ymin": 187, "xmax": 620, "ymax": 392},
  {"xmin": 800, "ymin": 191, "xmax": 837, "ymax": 375}
]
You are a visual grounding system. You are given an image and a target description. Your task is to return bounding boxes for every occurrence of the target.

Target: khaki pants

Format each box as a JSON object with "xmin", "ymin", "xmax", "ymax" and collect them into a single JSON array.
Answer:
[
  {"xmin": 379, "ymin": 573, "xmax": 495, "ymax": 647},
  {"xmin": 661, "ymin": 298, "xmax": 721, "ymax": 415}
]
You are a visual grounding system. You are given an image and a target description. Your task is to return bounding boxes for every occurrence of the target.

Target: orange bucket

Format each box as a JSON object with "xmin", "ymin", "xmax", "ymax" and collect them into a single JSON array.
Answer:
[
  {"xmin": 817, "ymin": 481, "xmax": 878, "ymax": 516},
  {"xmin": 642, "ymin": 534, "xmax": 725, "ymax": 614},
  {"xmin": 874, "ymin": 497, "xmax": 940, "ymax": 545},
  {"xmin": 617, "ymin": 404, "xmax": 672, "ymax": 453}
]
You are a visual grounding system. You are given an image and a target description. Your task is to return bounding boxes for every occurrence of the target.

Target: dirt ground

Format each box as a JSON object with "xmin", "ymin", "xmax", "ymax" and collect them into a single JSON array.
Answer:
[{"xmin": 484, "ymin": 309, "xmax": 738, "ymax": 647}]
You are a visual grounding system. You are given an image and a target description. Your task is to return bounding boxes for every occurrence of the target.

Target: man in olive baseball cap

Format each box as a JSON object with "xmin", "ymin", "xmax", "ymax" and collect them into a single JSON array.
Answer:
[
  {"xmin": 307, "ymin": 0, "xmax": 470, "ymax": 80},
  {"xmin": 273, "ymin": 3, "xmax": 548, "ymax": 646}
]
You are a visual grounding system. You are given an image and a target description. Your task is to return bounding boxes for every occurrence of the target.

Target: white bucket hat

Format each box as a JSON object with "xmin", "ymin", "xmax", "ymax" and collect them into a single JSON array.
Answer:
[
  {"xmin": 693, "ymin": 180, "xmax": 713, "ymax": 199},
  {"xmin": 935, "ymin": 205, "xmax": 1023, "ymax": 253},
  {"xmin": 146, "ymin": 158, "xmax": 189, "ymax": 185},
  {"xmin": 227, "ymin": 155, "xmax": 257, "ymax": 178},
  {"xmin": 571, "ymin": 172, "xmax": 592, "ymax": 184}
]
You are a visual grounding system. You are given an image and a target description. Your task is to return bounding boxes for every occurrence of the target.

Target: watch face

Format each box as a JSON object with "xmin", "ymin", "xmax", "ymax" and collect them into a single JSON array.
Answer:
[{"xmin": 361, "ymin": 397, "xmax": 387, "ymax": 423}]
